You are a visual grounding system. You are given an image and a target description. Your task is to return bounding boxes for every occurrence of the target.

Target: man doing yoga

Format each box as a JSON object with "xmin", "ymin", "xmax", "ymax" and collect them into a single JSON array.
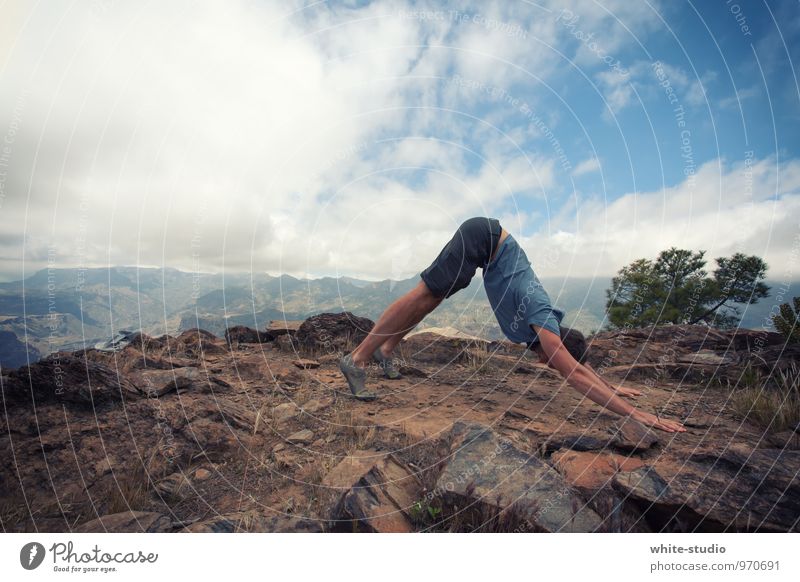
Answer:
[{"xmin": 339, "ymin": 217, "xmax": 686, "ymax": 434}]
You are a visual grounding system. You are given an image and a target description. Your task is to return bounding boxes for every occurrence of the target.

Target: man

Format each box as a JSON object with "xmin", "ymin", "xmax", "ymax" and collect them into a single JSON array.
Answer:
[{"xmin": 340, "ymin": 217, "xmax": 686, "ymax": 434}]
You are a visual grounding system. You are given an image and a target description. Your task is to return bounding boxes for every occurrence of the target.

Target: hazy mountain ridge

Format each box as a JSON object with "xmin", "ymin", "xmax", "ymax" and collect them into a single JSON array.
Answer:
[{"xmin": 0, "ymin": 266, "xmax": 796, "ymax": 367}]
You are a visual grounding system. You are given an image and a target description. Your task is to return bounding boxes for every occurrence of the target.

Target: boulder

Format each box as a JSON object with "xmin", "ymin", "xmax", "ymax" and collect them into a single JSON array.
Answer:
[
  {"xmin": 5, "ymin": 354, "xmax": 139, "ymax": 406},
  {"xmin": 401, "ymin": 331, "xmax": 490, "ymax": 365},
  {"xmin": 173, "ymin": 328, "xmax": 225, "ymax": 357},
  {"xmin": 331, "ymin": 453, "xmax": 422, "ymax": 532},
  {"xmin": 435, "ymin": 423, "xmax": 603, "ymax": 532},
  {"xmin": 613, "ymin": 447, "xmax": 800, "ymax": 532},
  {"xmin": 224, "ymin": 325, "xmax": 274, "ymax": 345},
  {"xmin": 294, "ymin": 312, "xmax": 374, "ymax": 353}
]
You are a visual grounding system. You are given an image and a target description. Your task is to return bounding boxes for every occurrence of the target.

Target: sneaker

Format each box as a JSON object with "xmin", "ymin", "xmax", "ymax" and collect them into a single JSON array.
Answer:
[
  {"xmin": 373, "ymin": 348, "xmax": 403, "ymax": 380},
  {"xmin": 339, "ymin": 353, "xmax": 377, "ymax": 401}
]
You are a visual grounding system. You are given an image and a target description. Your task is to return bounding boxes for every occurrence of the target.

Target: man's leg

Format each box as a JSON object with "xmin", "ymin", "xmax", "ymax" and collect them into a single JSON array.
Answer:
[
  {"xmin": 350, "ymin": 279, "xmax": 442, "ymax": 367},
  {"xmin": 339, "ymin": 217, "xmax": 495, "ymax": 399}
]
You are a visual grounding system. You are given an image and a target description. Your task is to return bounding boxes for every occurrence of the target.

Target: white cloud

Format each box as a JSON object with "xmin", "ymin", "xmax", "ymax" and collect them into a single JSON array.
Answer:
[
  {"xmin": 521, "ymin": 156, "xmax": 800, "ymax": 279},
  {"xmin": 0, "ymin": 0, "xmax": 792, "ymax": 288},
  {"xmin": 572, "ymin": 157, "xmax": 601, "ymax": 177}
]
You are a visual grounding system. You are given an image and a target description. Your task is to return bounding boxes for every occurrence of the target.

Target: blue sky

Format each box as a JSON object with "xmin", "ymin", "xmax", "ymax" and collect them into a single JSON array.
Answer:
[{"xmin": 0, "ymin": 0, "xmax": 798, "ymax": 281}]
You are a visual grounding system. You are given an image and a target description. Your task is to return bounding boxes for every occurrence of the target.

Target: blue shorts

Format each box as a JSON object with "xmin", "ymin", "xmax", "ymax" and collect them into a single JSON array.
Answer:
[{"xmin": 420, "ymin": 217, "xmax": 503, "ymax": 299}]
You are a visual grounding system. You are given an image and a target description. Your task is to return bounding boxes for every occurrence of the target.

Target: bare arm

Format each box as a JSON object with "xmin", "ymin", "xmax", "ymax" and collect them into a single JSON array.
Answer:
[
  {"xmin": 583, "ymin": 362, "xmax": 642, "ymax": 398},
  {"xmin": 534, "ymin": 326, "xmax": 685, "ymax": 433}
]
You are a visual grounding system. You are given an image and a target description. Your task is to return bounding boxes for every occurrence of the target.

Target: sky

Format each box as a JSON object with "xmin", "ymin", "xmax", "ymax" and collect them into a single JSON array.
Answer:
[{"xmin": 0, "ymin": 0, "xmax": 798, "ymax": 283}]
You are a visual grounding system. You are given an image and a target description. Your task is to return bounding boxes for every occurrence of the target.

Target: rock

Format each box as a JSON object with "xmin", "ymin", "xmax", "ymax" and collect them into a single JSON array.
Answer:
[
  {"xmin": 300, "ymin": 398, "xmax": 330, "ymax": 414},
  {"xmin": 727, "ymin": 329, "xmax": 785, "ymax": 351},
  {"xmin": 398, "ymin": 364, "xmax": 428, "ymax": 378},
  {"xmin": 266, "ymin": 320, "xmax": 303, "ymax": 337},
  {"xmin": 435, "ymin": 423, "xmax": 603, "ymax": 532},
  {"xmin": 271, "ymin": 403, "xmax": 299, "ymax": 423},
  {"xmin": 224, "ymin": 325, "xmax": 274, "ymax": 345},
  {"xmin": 762, "ymin": 431, "xmax": 800, "ymax": 450},
  {"xmin": 5, "ymin": 354, "xmax": 139, "ymax": 405},
  {"xmin": 401, "ymin": 331, "xmax": 490, "ymax": 365},
  {"xmin": 273, "ymin": 334, "xmax": 296, "ymax": 353},
  {"xmin": 551, "ymin": 450, "xmax": 645, "ymax": 494},
  {"xmin": 184, "ymin": 511, "xmax": 323, "ymax": 533},
  {"xmin": 676, "ymin": 350, "xmax": 734, "ymax": 365},
  {"xmin": 286, "ymin": 429, "xmax": 314, "ymax": 444},
  {"xmin": 613, "ymin": 448, "xmax": 800, "ymax": 532},
  {"xmin": 127, "ymin": 332, "xmax": 167, "ymax": 355},
  {"xmin": 74, "ymin": 511, "xmax": 174, "ymax": 533},
  {"xmin": 609, "ymin": 417, "xmax": 659, "ymax": 452},
  {"xmin": 294, "ymin": 312, "xmax": 374, "ymax": 353},
  {"xmin": 155, "ymin": 472, "xmax": 190, "ymax": 498},
  {"xmin": 133, "ymin": 367, "xmax": 201, "ymax": 396},
  {"xmin": 173, "ymin": 328, "xmax": 225, "ymax": 358},
  {"xmin": 272, "ymin": 365, "xmax": 303, "ymax": 386},
  {"xmin": 331, "ymin": 453, "xmax": 422, "ymax": 532},
  {"xmin": 194, "ymin": 468, "xmax": 212, "ymax": 481},
  {"xmin": 292, "ymin": 358, "xmax": 320, "ymax": 369},
  {"xmin": 323, "ymin": 449, "xmax": 384, "ymax": 488}
]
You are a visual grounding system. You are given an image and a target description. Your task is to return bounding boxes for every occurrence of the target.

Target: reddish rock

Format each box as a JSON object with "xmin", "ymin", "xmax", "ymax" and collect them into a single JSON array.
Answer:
[{"xmin": 551, "ymin": 450, "xmax": 645, "ymax": 493}]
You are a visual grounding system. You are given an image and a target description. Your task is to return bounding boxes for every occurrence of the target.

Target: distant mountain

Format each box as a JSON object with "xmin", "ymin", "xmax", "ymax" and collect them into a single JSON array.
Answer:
[{"xmin": 0, "ymin": 266, "xmax": 795, "ymax": 368}]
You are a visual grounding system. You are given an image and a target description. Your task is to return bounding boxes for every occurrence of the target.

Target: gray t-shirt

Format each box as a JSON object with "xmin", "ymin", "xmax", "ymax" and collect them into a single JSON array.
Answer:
[{"xmin": 482, "ymin": 234, "xmax": 564, "ymax": 346}]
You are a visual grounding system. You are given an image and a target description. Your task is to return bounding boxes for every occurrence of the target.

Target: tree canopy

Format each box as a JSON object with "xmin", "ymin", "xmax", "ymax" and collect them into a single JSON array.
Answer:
[{"xmin": 605, "ymin": 248, "xmax": 770, "ymax": 329}]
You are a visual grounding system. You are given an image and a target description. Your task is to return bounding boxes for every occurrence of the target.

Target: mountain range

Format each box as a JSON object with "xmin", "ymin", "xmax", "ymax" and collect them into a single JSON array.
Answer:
[{"xmin": 0, "ymin": 266, "xmax": 796, "ymax": 368}]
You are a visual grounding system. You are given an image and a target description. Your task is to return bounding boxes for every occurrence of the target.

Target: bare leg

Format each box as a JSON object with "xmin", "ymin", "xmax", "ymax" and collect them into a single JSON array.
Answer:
[{"xmin": 350, "ymin": 280, "xmax": 442, "ymax": 367}]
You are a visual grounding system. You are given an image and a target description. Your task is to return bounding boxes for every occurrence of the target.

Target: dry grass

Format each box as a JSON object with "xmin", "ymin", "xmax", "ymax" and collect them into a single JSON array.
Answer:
[
  {"xmin": 106, "ymin": 471, "xmax": 150, "ymax": 515},
  {"xmin": 730, "ymin": 362, "xmax": 800, "ymax": 433}
]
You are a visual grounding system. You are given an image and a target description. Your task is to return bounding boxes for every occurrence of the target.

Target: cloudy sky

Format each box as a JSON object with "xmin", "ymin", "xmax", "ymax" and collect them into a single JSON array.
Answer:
[{"xmin": 0, "ymin": 0, "xmax": 798, "ymax": 282}]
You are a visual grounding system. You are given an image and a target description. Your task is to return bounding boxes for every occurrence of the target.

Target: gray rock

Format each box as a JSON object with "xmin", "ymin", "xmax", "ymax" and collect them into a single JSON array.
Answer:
[{"xmin": 436, "ymin": 423, "xmax": 603, "ymax": 532}]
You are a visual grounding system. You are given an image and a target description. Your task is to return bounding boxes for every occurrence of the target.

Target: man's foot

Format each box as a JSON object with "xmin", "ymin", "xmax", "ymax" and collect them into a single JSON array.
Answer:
[
  {"xmin": 339, "ymin": 353, "xmax": 377, "ymax": 401},
  {"xmin": 373, "ymin": 348, "xmax": 403, "ymax": 379}
]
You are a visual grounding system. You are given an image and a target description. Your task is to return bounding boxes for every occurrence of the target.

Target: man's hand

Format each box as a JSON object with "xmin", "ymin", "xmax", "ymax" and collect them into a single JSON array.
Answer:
[{"xmin": 631, "ymin": 410, "xmax": 686, "ymax": 433}]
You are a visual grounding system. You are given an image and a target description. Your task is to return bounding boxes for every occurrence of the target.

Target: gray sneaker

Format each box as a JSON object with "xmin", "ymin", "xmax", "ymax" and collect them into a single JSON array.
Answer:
[
  {"xmin": 373, "ymin": 348, "xmax": 403, "ymax": 380},
  {"xmin": 339, "ymin": 353, "xmax": 377, "ymax": 401}
]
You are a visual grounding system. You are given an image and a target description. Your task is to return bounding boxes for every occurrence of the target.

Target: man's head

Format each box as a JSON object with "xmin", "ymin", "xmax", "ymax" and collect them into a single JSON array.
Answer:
[{"xmin": 532, "ymin": 326, "xmax": 589, "ymax": 365}]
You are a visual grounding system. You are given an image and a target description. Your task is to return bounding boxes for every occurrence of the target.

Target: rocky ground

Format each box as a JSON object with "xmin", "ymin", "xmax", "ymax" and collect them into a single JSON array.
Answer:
[{"xmin": 1, "ymin": 314, "xmax": 798, "ymax": 533}]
